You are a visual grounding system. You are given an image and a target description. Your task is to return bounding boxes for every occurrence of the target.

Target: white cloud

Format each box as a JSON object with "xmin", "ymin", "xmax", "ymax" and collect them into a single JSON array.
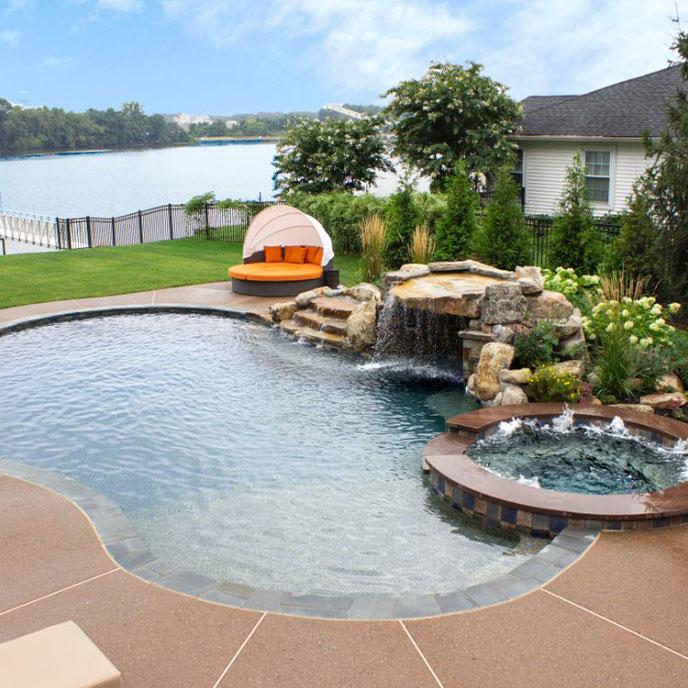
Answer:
[
  {"xmin": 162, "ymin": 0, "xmax": 472, "ymax": 94},
  {"xmin": 475, "ymin": 0, "xmax": 687, "ymax": 99},
  {"xmin": 0, "ymin": 28, "xmax": 19, "ymax": 45},
  {"xmin": 43, "ymin": 56, "xmax": 77, "ymax": 68},
  {"xmin": 97, "ymin": 0, "xmax": 143, "ymax": 12},
  {"xmin": 4, "ymin": 0, "xmax": 30, "ymax": 16}
]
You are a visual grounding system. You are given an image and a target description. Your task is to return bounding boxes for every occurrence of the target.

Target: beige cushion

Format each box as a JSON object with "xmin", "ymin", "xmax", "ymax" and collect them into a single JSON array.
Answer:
[{"xmin": 0, "ymin": 621, "xmax": 121, "ymax": 688}]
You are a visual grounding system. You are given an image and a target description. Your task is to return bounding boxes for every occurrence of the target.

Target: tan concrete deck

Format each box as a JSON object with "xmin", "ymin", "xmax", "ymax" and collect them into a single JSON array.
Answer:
[{"xmin": 2, "ymin": 286, "xmax": 688, "ymax": 686}]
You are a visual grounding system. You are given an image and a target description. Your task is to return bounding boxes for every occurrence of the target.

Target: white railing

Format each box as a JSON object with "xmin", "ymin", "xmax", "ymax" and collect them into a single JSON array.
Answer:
[{"xmin": 0, "ymin": 210, "xmax": 58, "ymax": 248}]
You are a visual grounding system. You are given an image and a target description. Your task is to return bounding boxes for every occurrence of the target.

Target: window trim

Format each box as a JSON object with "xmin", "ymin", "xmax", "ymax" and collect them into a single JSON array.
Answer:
[{"xmin": 583, "ymin": 147, "xmax": 614, "ymax": 207}]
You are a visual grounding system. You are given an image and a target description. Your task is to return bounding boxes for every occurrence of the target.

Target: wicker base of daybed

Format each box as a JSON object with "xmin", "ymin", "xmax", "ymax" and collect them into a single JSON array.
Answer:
[{"xmin": 231, "ymin": 276, "xmax": 326, "ymax": 297}]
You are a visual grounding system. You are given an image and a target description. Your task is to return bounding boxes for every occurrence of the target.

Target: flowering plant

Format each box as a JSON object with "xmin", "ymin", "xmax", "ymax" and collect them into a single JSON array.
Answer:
[
  {"xmin": 527, "ymin": 365, "xmax": 582, "ymax": 403},
  {"xmin": 541, "ymin": 267, "xmax": 602, "ymax": 312}
]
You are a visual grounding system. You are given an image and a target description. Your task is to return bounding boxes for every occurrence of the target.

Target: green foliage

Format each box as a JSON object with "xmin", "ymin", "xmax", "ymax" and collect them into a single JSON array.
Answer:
[
  {"xmin": 0, "ymin": 99, "xmax": 188, "ymax": 153},
  {"xmin": 542, "ymin": 267, "xmax": 602, "ymax": 313},
  {"xmin": 471, "ymin": 167, "xmax": 529, "ymax": 270},
  {"xmin": 432, "ymin": 161, "xmax": 479, "ymax": 260},
  {"xmin": 286, "ymin": 191, "xmax": 388, "ymax": 254},
  {"xmin": 272, "ymin": 117, "xmax": 391, "ymax": 194},
  {"xmin": 514, "ymin": 321, "xmax": 560, "ymax": 369},
  {"xmin": 527, "ymin": 366, "xmax": 582, "ymax": 403},
  {"xmin": 383, "ymin": 182, "xmax": 421, "ymax": 269},
  {"xmin": 384, "ymin": 62, "xmax": 521, "ymax": 187},
  {"xmin": 641, "ymin": 29, "xmax": 688, "ymax": 304},
  {"xmin": 548, "ymin": 153, "xmax": 603, "ymax": 273},
  {"xmin": 184, "ymin": 192, "xmax": 215, "ymax": 217},
  {"xmin": 607, "ymin": 182, "xmax": 661, "ymax": 283}
]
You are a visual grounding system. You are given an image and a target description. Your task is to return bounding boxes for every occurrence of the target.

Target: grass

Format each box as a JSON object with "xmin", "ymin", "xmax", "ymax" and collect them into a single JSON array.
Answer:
[{"xmin": 0, "ymin": 238, "xmax": 364, "ymax": 310}]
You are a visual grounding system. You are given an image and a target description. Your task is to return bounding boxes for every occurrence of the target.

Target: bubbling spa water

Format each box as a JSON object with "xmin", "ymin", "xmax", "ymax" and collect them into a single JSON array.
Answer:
[{"xmin": 468, "ymin": 408, "xmax": 688, "ymax": 495}]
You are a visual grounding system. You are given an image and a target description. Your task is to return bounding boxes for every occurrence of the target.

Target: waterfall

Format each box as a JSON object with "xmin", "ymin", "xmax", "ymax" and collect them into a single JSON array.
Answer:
[{"xmin": 374, "ymin": 292, "xmax": 466, "ymax": 367}]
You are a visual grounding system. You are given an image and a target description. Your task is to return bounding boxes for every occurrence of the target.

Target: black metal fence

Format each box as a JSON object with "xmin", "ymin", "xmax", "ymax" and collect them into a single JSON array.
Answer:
[
  {"xmin": 55, "ymin": 201, "xmax": 272, "ymax": 250},
  {"xmin": 526, "ymin": 216, "xmax": 620, "ymax": 267}
]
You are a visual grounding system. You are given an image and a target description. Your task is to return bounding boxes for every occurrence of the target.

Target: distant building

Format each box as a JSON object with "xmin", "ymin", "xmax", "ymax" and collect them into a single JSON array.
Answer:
[
  {"xmin": 171, "ymin": 113, "xmax": 213, "ymax": 131},
  {"xmin": 513, "ymin": 65, "xmax": 683, "ymax": 216}
]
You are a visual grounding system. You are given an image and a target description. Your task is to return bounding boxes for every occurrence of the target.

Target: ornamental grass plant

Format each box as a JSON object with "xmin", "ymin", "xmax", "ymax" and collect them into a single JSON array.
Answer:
[
  {"xmin": 409, "ymin": 223, "xmax": 435, "ymax": 264},
  {"xmin": 360, "ymin": 214, "xmax": 386, "ymax": 282}
]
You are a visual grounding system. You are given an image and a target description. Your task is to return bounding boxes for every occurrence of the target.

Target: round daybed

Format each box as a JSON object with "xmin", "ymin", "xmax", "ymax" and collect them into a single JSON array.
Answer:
[{"xmin": 229, "ymin": 205, "xmax": 337, "ymax": 296}]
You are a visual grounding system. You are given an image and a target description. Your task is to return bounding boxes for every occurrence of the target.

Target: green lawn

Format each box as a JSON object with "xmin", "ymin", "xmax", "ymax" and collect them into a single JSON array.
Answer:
[{"xmin": 0, "ymin": 238, "xmax": 363, "ymax": 310}]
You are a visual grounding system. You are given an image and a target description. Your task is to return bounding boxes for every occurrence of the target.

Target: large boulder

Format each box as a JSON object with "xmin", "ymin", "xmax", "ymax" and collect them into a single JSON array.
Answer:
[
  {"xmin": 345, "ymin": 283, "xmax": 381, "ymax": 303},
  {"xmin": 551, "ymin": 360, "xmax": 584, "ymax": 378},
  {"xmin": 295, "ymin": 286, "xmax": 331, "ymax": 308},
  {"xmin": 471, "ymin": 342, "xmax": 516, "ymax": 401},
  {"xmin": 500, "ymin": 383, "xmax": 528, "ymax": 406},
  {"xmin": 525, "ymin": 290, "xmax": 574, "ymax": 321},
  {"xmin": 515, "ymin": 266, "xmax": 544, "ymax": 295},
  {"xmin": 639, "ymin": 392, "xmax": 687, "ymax": 409},
  {"xmin": 656, "ymin": 374, "xmax": 684, "ymax": 394},
  {"xmin": 381, "ymin": 264, "xmax": 430, "ymax": 293},
  {"xmin": 551, "ymin": 308, "xmax": 583, "ymax": 338},
  {"xmin": 481, "ymin": 283, "xmax": 527, "ymax": 325},
  {"xmin": 270, "ymin": 300, "xmax": 298, "ymax": 323},
  {"xmin": 610, "ymin": 403, "xmax": 655, "ymax": 415},
  {"xmin": 500, "ymin": 368, "xmax": 532, "ymax": 385},
  {"xmin": 345, "ymin": 299, "xmax": 378, "ymax": 352}
]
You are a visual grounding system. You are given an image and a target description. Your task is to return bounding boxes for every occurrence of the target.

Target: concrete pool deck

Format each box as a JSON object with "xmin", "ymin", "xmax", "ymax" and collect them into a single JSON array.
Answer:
[{"xmin": 2, "ymin": 284, "xmax": 688, "ymax": 686}]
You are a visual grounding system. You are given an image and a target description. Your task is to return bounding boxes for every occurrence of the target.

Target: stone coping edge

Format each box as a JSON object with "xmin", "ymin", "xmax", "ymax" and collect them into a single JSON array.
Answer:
[
  {"xmin": 0, "ymin": 306, "xmax": 596, "ymax": 618},
  {"xmin": 0, "ymin": 458, "xmax": 597, "ymax": 619}
]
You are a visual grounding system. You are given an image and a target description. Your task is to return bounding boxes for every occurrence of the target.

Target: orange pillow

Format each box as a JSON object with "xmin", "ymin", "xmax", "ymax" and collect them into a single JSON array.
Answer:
[
  {"xmin": 284, "ymin": 245, "xmax": 307, "ymax": 264},
  {"xmin": 264, "ymin": 245, "xmax": 283, "ymax": 263},
  {"xmin": 305, "ymin": 246, "xmax": 324, "ymax": 266}
]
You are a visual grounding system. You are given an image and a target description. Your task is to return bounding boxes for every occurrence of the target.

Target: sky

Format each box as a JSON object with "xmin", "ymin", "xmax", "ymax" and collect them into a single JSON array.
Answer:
[{"xmin": 0, "ymin": 0, "xmax": 686, "ymax": 115}]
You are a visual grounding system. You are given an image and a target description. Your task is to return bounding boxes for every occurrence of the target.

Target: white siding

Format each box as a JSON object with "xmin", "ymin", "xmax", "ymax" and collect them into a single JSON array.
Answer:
[{"xmin": 519, "ymin": 140, "xmax": 651, "ymax": 216}]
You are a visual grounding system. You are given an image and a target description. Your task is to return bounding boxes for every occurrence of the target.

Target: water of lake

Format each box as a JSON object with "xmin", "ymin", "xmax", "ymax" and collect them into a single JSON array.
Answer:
[{"xmin": 0, "ymin": 143, "xmax": 412, "ymax": 219}]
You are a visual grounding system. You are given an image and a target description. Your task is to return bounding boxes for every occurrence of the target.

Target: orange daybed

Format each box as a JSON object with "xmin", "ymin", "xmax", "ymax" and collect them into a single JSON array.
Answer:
[{"xmin": 229, "ymin": 205, "xmax": 338, "ymax": 297}]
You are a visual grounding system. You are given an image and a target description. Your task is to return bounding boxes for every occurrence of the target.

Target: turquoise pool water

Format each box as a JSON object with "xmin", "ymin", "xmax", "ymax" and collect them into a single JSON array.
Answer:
[{"xmin": 0, "ymin": 313, "xmax": 532, "ymax": 595}]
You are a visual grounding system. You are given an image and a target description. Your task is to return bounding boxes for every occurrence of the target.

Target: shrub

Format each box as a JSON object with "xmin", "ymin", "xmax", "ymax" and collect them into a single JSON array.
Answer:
[
  {"xmin": 514, "ymin": 321, "xmax": 560, "ymax": 369},
  {"xmin": 360, "ymin": 214, "xmax": 386, "ymax": 282},
  {"xmin": 548, "ymin": 153, "xmax": 602, "ymax": 273},
  {"xmin": 409, "ymin": 223, "xmax": 435, "ymax": 264},
  {"xmin": 527, "ymin": 365, "xmax": 582, "ymax": 403},
  {"xmin": 541, "ymin": 267, "xmax": 602, "ymax": 314},
  {"xmin": 471, "ymin": 167, "xmax": 530, "ymax": 270},
  {"xmin": 384, "ymin": 181, "xmax": 421, "ymax": 268},
  {"xmin": 432, "ymin": 161, "xmax": 478, "ymax": 260}
]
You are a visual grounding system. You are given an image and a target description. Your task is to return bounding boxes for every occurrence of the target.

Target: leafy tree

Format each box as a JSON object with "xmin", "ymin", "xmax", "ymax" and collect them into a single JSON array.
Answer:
[
  {"xmin": 384, "ymin": 180, "xmax": 421, "ymax": 269},
  {"xmin": 471, "ymin": 167, "xmax": 530, "ymax": 270},
  {"xmin": 384, "ymin": 62, "xmax": 521, "ymax": 188},
  {"xmin": 433, "ymin": 161, "xmax": 478, "ymax": 260},
  {"xmin": 642, "ymin": 28, "xmax": 688, "ymax": 303},
  {"xmin": 272, "ymin": 117, "xmax": 392, "ymax": 194},
  {"xmin": 548, "ymin": 153, "xmax": 601, "ymax": 272}
]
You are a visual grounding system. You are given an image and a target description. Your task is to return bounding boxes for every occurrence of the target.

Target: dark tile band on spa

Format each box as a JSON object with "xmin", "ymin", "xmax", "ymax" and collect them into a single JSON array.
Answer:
[{"xmin": 0, "ymin": 458, "xmax": 596, "ymax": 620}]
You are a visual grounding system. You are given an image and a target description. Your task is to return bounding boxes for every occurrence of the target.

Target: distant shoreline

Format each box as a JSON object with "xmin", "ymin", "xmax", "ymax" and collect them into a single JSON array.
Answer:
[{"xmin": 0, "ymin": 138, "xmax": 279, "ymax": 160}]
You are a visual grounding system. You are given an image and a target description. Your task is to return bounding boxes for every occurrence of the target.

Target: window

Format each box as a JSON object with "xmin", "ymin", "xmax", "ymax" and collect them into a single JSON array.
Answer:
[{"xmin": 585, "ymin": 150, "xmax": 611, "ymax": 203}]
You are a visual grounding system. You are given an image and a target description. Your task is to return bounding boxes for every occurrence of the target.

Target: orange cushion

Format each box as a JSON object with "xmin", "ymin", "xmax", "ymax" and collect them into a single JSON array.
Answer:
[
  {"xmin": 264, "ymin": 245, "xmax": 282, "ymax": 263},
  {"xmin": 284, "ymin": 245, "xmax": 307, "ymax": 264},
  {"xmin": 305, "ymin": 246, "xmax": 324, "ymax": 266},
  {"xmin": 229, "ymin": 262, "xmax": 323, "ymax": 282}
]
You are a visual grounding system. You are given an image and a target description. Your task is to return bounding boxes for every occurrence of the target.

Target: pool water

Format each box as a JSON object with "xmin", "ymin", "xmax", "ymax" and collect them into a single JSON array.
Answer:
[
  {"xmin": 0, "ymin": 313, "xmax": 533, "ymax": 596},
  {"xmin": 468, "ymin": 415, "xmax": 688, "ymax": 495}
]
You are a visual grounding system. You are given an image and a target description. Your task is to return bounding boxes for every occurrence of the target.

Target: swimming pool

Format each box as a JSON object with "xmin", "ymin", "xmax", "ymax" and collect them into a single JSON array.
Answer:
[{"xmin": 0, "ymin": 312, "xmax": 533, "ymax": 596}]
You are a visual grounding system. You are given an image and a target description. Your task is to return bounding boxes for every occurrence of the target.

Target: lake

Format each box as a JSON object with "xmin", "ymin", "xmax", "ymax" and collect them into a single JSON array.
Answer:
[{"xmin": 0, "ymin": 143, "xmax": 411, "ymax": 219}]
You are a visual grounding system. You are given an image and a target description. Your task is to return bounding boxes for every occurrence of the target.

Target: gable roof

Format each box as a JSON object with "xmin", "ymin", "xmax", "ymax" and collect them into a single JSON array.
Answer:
[{"xmin": 518, "ymin": 65, "xmax": 684, "ymax": 138}]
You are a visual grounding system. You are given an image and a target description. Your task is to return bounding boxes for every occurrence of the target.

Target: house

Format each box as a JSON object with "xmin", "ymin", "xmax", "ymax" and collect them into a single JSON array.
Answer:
[{"xmin": 513, "ymin": 65, "xmax": 684, "ymax": 216}]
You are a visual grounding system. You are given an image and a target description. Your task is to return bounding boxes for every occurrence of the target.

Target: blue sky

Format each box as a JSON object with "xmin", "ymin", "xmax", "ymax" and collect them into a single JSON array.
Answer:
[{"xmin": 0, "ymin": 0, "xmax": 686, "ymax": 115}]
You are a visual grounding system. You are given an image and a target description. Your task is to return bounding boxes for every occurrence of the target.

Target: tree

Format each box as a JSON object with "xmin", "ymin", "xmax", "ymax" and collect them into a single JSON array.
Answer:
[
  {"xmin": 383, "ymin": 180, "xmax": 421, "ymax": 269},
  {"xmin": 548, "ymin": 153, "xmax": 601, "ymax": 272},
  {"xmin": 384, "ymin": 62, "xmax": 521, "ymax": 189},
  {"xmin": 471, "ymin": 167, "xmax": 530, "ymax": 270},
  {"xmin": 433, "ymin": 161, "xmax": 479, "ymax": 260},
  {"xmin": 272, "ymin": 117, "xmax": 392, "ymax": 194},
  {"xmin": 643, "ymin": 28, "xmax": 688, "ymax": 303}
]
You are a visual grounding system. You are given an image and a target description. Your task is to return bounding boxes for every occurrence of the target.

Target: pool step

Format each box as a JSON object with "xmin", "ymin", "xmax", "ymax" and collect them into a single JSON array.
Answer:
[
  {"xmin": 294, "ymin": 309, "xmax": 348, "ymax": 336},
  {"xmin": 279, "ymin": 319, "xmax": 347, "ymax": 348},
  {"xmin": 311, "ymin": 296, "xmax": 359, "ymax": 319}
]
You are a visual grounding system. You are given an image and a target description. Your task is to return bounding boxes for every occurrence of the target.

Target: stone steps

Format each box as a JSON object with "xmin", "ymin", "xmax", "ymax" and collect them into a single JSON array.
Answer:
[
  {"xmin": 279, "ymin": 319, "xmax": 347, "ymax": 348},
  {"xmin": 311, "ymin": 296, "xmax": 359, "ymax": 319},
  {"xmin": 294, "ymin": 309, "xmax": 348, "ymax": 336}
]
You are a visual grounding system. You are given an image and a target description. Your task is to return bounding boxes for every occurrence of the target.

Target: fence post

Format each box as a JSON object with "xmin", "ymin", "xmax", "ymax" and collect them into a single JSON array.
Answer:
[
  {"xmin": 204, "ymin": 203, "xmax": 210, "ymax": 239},
  {"xmin": 168, "ymin": 203, "xmax": 174, "ymax": 240},
  {"xmin": 138, "ymin": 210, "xmax": 144, "ymax": 243},
  {"xmin": 66, "ymin": 218, "xmax": 72, "ymax": 250},
  {"xmin": 55, "ymin": 217, "xmax": 61, "ymax": 250},
  {"xmin": 111, "ymin": 217, "xmax": 116, "ymax": 246},
  {"xmin": 86, "ymin": 216, "xmax": 92, "ymax": 248}
]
